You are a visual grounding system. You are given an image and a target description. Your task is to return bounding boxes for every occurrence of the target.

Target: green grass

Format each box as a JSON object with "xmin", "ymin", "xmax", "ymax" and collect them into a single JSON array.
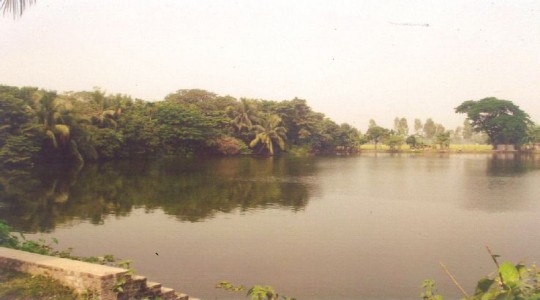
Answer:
[
  {"xmin": 0, "ymin": 269, "xmax": 78, "ymax": 300},
  {"xmin": 359, "ymin": 144, "xmax": 493, "ymax": 152},
  {"xmin": 448, "ymin": 144, "xmax": 493, "ymax": 152},
  {"xmin": 359, "ymin": 144, "xmax": 397, "ymax": 151}
]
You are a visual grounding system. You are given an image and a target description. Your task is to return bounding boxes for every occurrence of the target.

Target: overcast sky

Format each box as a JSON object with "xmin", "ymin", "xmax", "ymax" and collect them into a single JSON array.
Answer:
[{"xmin": 1, "ymin": 0, "xmax": 539, "ymax": 131}]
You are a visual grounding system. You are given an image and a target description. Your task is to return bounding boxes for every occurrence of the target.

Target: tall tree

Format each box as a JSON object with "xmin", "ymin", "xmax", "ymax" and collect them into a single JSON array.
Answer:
[
  {"xmin": 384, "ymin": 133, "xmax": 404, "ymax": 151},
  {"xmin": 414, "ymin": 118, "xmax": 423, "ymax": 135},
  {"xmin": 250, "ymin": 114, "xmax": 287, "ymax": 155},
  {"xmin": 272, "ymin": 98, "xmax": 319, "ymax": 145},
  {"xmin": 366, "ymin": 126, "xmax": 389, "ymax": 150},
  {"xmin": 154, "ymin": 102, "xmax": 219, "ymax": 155},
  {"xmin": 435, "ymin": 123, "xmax": 446, "ymax": 136},
  {"xmin": 34, "ymin": 91, "xmax": 71, "ymax": 149},
  {"xmin": 423, "ymin": 118, "xmax": 436, "ymax": 139},
  {"xmin": 405, "ymin": 135, "xmax": 420, "ymax": 149},
  {"xmin": 435, "ymin": 131, "xmax": 451, "ymax": 150},
  {"xmin": 227, "ymin": 98, "xmax": 259, "ymax": 133},
  {"xmin": 462, "ymin": 119, "xmax": 473, "ymax": 140},
  {"xmin": 455, "ymin": 97, "xmax": 534, "ymax": 148},
  {"xmin": 393, "ymin": 117, "xmax": 409, "ymax": 135},
  {"xmin": 29, "ymin": 91, "xmax": 84, "ymax": 164},
  {"xmin": 453, "ymin": 126, "xmax": 463, "ymax": 142},
  {"xmin": 117, "ymin": 100, "xmax": 159, "ymax": 157},
  {"xmin": 0, "ymin": 88, "xmax": 42, "ymax": 167},
  {"xmin": 334, "ymin": 123, "xmax": 363, "ymax": 153},
  {"xmin": 393, "ymin": 117, "xmax": 400, "ymax": 133}
]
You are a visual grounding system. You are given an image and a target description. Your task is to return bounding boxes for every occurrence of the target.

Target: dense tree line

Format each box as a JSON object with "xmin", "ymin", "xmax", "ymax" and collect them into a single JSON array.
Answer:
[{"xmin": 0, "ymin": 85, "xmax": 363, "ymax": 167}]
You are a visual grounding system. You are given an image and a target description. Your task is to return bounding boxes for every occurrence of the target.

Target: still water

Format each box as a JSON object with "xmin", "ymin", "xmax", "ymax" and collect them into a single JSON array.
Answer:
[{"xmin": 1, "ymin": 153, "xmax": 539, "ymax": 299}]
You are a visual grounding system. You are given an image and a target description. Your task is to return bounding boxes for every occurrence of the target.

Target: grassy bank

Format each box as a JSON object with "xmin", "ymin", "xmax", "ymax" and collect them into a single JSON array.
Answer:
[{"xmin": 0, "ymin": 268, "xmax": 77, "ymax": 300}]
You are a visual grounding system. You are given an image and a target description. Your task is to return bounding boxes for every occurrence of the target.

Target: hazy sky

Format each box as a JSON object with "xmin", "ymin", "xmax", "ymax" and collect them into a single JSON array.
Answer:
[{"xmin": 1, "ymin": 0, "xmax": 539, "ymax": 131}]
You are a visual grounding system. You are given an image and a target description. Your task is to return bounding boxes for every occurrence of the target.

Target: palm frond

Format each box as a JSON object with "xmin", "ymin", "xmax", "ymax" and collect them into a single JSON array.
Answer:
[
  {"xmin": 1, "ymin": 0, "xmax": 36, "ymax": 18},
  {"xmin": 54, "ymin": 124, "xmax": 70, "ymax": 138},
  {"xmin": 249, "ymin": 135, "xmax": 261, "ymax": 148},
  {"xmin": 45, "ymin": 130, "xmax": 58, "ymax": 148}
]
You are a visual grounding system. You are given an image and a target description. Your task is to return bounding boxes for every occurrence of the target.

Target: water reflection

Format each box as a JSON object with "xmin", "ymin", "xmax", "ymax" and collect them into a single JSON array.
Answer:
[
  {"xmin": 0, "ymin": 157, "xmax": 316, "ymax": 232},
  {"xmin": 461, "ymin": 153, "xmax": 540, "ymax": 212},
  {"xmin": 487, "ymin": 153, "xmax": 540, "ymax": 176},
  {"xmin": 1, "ymin": 154, "xmax": 540, "ymax": 299},
  {"xmin": 1, "ymin": 154, "xmax": 539, "ymax": 233}
]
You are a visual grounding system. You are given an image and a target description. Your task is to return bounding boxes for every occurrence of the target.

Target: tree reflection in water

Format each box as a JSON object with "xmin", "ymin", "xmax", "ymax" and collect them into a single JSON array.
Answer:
[
  {"xmin": 487, "ymin": 153, "xmax": 540, "ymax": 176},
  {"xmin": 0, "ymin": 157, "xmax": 316, "ymax": 232}
]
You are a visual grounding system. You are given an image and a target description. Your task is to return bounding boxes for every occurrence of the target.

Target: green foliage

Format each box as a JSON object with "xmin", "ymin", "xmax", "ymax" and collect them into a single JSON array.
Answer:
[
  {"xmin": 117, "ymin": 100, "xmax": 159, "ymax": 157},
  {"xmin": 248, "ymin": 285, "xmax": 278, "ymax": 300},
  {"xmin": 366, "ymin": 126, "xmax": 389, "ymax": 149},
  {"xmin": 0, "ymin": 89, "xmax": 44, "ymax": 167},
  {"xmin": 424, "ymin": 118, "xmax": 437, "ymax": 139},
  {"xmin": 423, "ymin": 251, "xmax": 540, "ymax": 300},
  {"xmin": 1, "ymin": 218, "xmax": 141, "ymax": 298},
  {"xmin": 532, "ymin": 126, "xmax": 540, "ymax": 143},
  {"xmin": 0, "ymin": 219, "xmax": 19, "ymax": 248},
  {"xmin": 334, "ymin": 123, "xmax": 363, "ymax": 153},
  {"xmin": 384, "ymin": 133, "xmax": 404, "ymax": 151},
  {"xmin": 464, "ymin": 261, "xmax": 540, "ymax": 300},
  {"xmin": 0, "ymin": 83, "xmax": 369, "ymax": 164},
  {"xmin": 210, "ymin": 136, "xmax": 251, "ymax": 155},
  {"xmin": 216, "ymin": 281, "xmax": 295, "ymax": 300},
  {"xmin": 0, "ymin": 132, "xmax": 42, "ymax": 167},
  {"xmin": 406, "ymin": 135, "xmax": 419, "ymax": 148},
  {"xmin": 414, "ymin": 118, "xmax": 423, "ymax": 135},
  {"xmin": 420, "ymin": 279, "xmax": 443, "ymax": 300},
  {"xmin": 227, "ymin": 98, "xmax": 259, "ymax": 133},
  {"xmin": 2, "ymin": 218, "xmax": 133, "ymax": 299},
  {"xmin": 463, "ymin": 119, "xmax": 473, "ymax": 140},
  {"xmin": 250, "ymin": 114, "xmax": 287, "ymax": 155},
  {"xmin": 0, "ymin": 268, "xmax": 78, "ymax": 299},
  {"xmin": 455, "ymin": 97, "xmax": 534, "ymax": 148},
  {"xmin": 435, "ymin": 131, "xmax": 451, "ymax": 150},
  {"xmin": 216, "ymin": 280, "xmax": 246, "ymax": 292},
  {"xmin": 0, "ymin": 219, "xmax": 122, "ymax": 267},
  {"xmin": 154, "ymin": 102, "xmax": 222, "ymax": 155},
  {"xmin": 92, "ymin": 128, "xmax": 123, "ymax": 159},
  {"xmin": 394, "ymin": 117, "xmax": 409, "ymax": 136}
]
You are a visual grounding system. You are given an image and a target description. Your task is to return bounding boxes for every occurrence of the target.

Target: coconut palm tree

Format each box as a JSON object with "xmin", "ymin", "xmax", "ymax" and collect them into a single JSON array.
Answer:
[
  {"xmin": 227, "ymin": 98, "xmax": 259, "ymax": 133},
  {"xmin": 1, "ymin": 0, "xmax": 35, "ymax": 17},
  {"xmin": 249, "ymin": 114, "xmax": 287, "ymax": 155},
  {"xmin": 32, "ymin": 91, "xmax": 84, "ymax": 163},
  {"xmin": 34, "ymin": 91, "xmax": 72, "ymax": 149},
  {"xmin": 88, "ymin": 89, "xmax": 125, "ymax": 129}
]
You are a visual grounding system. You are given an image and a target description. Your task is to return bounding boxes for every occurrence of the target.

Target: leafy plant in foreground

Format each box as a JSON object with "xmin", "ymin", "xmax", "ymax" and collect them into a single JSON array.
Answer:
[
  {"xmin": 420, "ymin": 279, "xmax": 443, "ymax": 300},
  {"xmin": 423, "ymin": 247, "xmax": 540, "ymax": 300}
]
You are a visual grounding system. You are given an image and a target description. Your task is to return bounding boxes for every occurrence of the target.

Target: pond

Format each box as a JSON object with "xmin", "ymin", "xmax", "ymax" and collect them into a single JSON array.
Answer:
[{"xmin": 1, "ymin": 153, "xmax": 539, "ymax": 299}]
